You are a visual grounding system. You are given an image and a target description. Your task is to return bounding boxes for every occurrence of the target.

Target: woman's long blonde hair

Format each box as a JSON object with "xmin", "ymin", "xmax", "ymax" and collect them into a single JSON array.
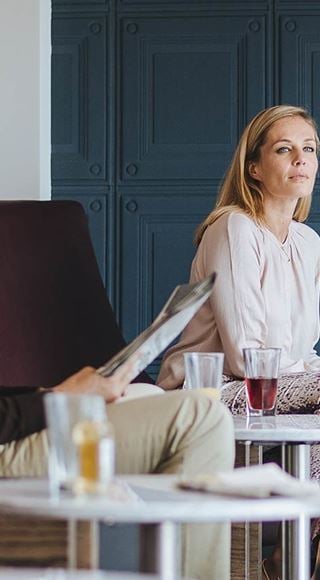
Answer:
[{"xmin": 195, "ymin": 105, "xmax": 320, "ymax": 245}]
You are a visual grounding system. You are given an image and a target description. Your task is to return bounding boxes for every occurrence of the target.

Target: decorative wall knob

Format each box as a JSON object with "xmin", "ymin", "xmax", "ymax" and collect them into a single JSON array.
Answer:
[
  {"xmin": 126, "ymin": 23, "xmax": 138, "ymax": 35},
  {"xmin": 125, "ymin": 200, "xmax": 138, "ymax": 213},
  {"xmin": 90, "ymin": 22, "xmax": 102, "ymax": 35},
  {"xmin": 89, "ymin": 200, "xmax": 102, "ymax": 213},
  {"xmin": 89, "ymin": 163, "xmax": 102, "ymax": 176},
  {"xmin": 285, "ymin": 20, "xmax": 296, "ymax": 32},
  {"xmin": 126, "ymin": 163, "xmax": 138, "ymax": 176},
  {"xmin": 248, "ymin": 20, "xmax": 260, "ymax": 33}
]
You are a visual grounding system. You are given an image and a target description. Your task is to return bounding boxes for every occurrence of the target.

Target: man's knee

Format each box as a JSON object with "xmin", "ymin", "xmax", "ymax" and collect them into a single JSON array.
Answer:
[
  {"xmin": 172, "ymin": 390, "xmax": 235, "ymax": 472},
  {"xmin": 192, "ymin": 393, "xmax": 235, "ymax": 470},
  {"xmin": 181, "ymin": 389, "xmax": 233, "ymax": 433}
]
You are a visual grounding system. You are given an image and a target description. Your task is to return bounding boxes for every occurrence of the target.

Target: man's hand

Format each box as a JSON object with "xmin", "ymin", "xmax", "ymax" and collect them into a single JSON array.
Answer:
[{"xmin": 54, "ymin": 365, "xmax": 132, "ymax": 403}]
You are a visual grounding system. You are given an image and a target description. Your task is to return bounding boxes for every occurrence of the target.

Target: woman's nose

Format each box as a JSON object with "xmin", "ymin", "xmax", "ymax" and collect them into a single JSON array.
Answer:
[{"xmin": 293, "ymin": 152, "xmax": 306, "ymax": 165}]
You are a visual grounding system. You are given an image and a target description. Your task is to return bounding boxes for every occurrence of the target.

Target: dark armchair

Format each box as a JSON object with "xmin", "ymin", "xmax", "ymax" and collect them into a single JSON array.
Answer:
[
  {"xmin": 0, "ymin": 200, "xmax": 151, "ymax": 567},
  {"xmin": 0, "ymin": 200, "xmax": 151, "ymax": 387}
]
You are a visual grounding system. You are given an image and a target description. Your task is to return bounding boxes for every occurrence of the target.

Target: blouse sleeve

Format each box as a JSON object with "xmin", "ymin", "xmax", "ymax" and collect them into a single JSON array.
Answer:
[{"xmin": 200, "ymin": 213, "xmax": 267, "ymax": 376}]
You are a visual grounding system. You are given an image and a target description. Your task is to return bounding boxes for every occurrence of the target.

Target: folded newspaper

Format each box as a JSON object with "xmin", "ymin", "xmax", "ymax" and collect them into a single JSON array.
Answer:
[
  {"xmin": 178, "ymin": 463, "xmax": 320, "ymax": 498},
  {"xmin": 97, "ymin": 272, "xmax": 216, "ymax": 383}
]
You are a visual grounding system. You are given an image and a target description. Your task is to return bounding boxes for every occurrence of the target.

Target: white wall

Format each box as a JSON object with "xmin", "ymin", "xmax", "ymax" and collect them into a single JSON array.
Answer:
[{"xmin": 0, "ymin": 0, "xmax": 51, "ymax": 199}]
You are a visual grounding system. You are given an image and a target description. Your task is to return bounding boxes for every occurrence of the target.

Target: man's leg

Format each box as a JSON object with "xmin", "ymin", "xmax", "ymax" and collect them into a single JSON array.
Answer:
[
  {"xmin": 0, "ymin": 390, "xmax": 234, "ymax": 579},
  {"xmin": 108, "ymin": 390, "xmax": 235, "ymax": 580},
  {"xmin": 0, "ymin": 430, "xmax": 49, "ymax": 477}
]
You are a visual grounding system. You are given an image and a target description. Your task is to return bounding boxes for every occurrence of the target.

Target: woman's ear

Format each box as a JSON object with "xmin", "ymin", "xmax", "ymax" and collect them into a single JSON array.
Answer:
[{"xmin": 248, "ymin": 162, "xmax": 259, "ymax": 179}]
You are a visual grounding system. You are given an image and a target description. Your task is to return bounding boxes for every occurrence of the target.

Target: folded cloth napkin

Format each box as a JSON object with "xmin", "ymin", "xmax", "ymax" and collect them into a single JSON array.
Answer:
[{"xmin": 178, "ymin": 463, "xmax": 320, "ymax": 498}]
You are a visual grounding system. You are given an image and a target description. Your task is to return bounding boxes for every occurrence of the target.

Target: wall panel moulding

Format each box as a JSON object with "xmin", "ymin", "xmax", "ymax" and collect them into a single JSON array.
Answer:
[
  {"xmin": 52, "ymin": 0, "xmax": 110, "ymax": 12},
  {"xmin": 119, "ymin": 0, "xmax": 270, "ymax": 7},
  {"xmin": 276, "ymin": 0, "xmax": 320, "ymax": 7}
]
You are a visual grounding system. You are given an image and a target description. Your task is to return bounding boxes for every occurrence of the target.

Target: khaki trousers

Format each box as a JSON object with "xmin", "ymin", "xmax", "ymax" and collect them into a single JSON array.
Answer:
[{"xmin": 0, "ymin": 390, "xmax": 235, "ymax": 579}]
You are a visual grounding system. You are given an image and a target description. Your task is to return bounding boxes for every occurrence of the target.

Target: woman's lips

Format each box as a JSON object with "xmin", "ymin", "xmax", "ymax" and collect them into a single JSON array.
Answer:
[{"xmin": 289, "ymin": 174, "xmax": 308, "ymax": 181}]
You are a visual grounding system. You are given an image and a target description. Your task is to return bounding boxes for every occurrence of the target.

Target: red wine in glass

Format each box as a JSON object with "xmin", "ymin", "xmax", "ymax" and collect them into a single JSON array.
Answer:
[{"xmin": 245, "ymin": 377, "xmax": 277, "ymax": 410}]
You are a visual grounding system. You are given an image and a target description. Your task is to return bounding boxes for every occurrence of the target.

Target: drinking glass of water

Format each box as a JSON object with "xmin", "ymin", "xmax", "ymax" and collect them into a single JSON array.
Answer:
[{"xmin": 183, "ymin": 352, "xmax": 224, "ymax": 396}]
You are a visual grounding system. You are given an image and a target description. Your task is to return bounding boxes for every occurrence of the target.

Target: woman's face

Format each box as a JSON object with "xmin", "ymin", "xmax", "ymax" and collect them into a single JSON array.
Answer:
[{"xmin": 249, "ymin": 115, "xmax": 318, "ymax": 204}]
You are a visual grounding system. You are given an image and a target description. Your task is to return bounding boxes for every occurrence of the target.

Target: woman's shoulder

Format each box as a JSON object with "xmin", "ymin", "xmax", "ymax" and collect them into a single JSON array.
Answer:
[
  {"xmin": 227, "ymin": 210, "xmax": 258, "ymax": 230},
  {"xmin": 206, "ymin": 209, "xmax": 257, "ymax": 234},
  {"xmin": 202, "ymin": 211, "xmax": 261, "ymax": 249},
  {"xmin": 212, "ymin": 211, "xmax": 262, "ymax": 244},
  {"xmin": 292, "ymin": 220, "xmax": 320, "ymax": 245},
  {"xmin": 197, "ymin": 212, "xmax": 263, "ymax": 267}
]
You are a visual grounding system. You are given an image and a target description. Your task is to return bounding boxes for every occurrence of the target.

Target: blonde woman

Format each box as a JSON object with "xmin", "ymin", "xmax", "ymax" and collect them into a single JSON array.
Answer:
[{"xmin": 158, "ymin": 104, "xmax": 320, "ymax": 579}]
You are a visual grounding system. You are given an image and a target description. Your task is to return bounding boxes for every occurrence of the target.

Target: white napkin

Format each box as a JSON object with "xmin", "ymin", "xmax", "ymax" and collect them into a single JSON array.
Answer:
[{"xmin": 178, "ymin": 463, "xmax": 320, "ymax": 498}]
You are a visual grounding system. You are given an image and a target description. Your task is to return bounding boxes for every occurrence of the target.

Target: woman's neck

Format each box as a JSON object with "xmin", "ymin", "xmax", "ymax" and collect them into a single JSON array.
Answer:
[
  {"xmin": 263, "ymin": 205, "xmax": 294, "ymax": 244},
  {"xmin": 264, "ymin": 213, "xmax": 292, "ymax": 244}
]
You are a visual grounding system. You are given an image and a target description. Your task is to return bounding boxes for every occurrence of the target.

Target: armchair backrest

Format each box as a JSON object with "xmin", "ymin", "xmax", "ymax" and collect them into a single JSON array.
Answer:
[{"xmin": 0, "ymin": 200, "xmax": 151, "ymax": 387}]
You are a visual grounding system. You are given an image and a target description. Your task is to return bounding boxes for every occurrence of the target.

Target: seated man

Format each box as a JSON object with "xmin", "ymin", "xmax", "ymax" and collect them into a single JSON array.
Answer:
[{"xmin": 0, "ymin": 365, "xmax": 234, "ymax": 580}]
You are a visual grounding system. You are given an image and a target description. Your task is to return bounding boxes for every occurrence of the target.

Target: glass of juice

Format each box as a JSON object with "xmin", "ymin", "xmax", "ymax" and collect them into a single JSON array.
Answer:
[
  {"xmin": 44, "ymin": 393, "xmax": 114, "ymax": 496},
  {"xmin": 243, "ymin": 348, "xmax": 281, "ymax": 416}
]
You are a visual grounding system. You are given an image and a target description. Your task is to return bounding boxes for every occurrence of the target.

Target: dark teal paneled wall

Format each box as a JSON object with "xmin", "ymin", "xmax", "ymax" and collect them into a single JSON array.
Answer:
[{"xmin": 52, "ymin": 0, "xmax": 320, "ymax": 378}]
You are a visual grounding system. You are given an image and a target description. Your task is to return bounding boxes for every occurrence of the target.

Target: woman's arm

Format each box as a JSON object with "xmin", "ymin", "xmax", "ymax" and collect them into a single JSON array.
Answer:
[
  {"xmin": 203, "ymin": 213, "xmax": 307, "ymax": 375},
  {"xmin": 158, "ymin": 212, "xmax": 267, "ymax": 387},
  {"xmin": 202, "ymin": 212, "xmax": 267, "ymax": 376}
]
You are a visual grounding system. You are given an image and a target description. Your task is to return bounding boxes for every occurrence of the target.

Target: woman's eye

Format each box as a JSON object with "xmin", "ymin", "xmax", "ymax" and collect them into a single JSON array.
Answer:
[
  {"xmin": 276, "ymin": 146, "xmax": 290, "ymax": 153},
  {"xmin": 276, "ymin": 145, "xmax": 316, "ymax": 154}
]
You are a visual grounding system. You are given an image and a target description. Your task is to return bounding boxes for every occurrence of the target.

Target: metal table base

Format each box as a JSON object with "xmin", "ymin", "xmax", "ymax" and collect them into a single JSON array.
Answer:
[{"xmin": 234, "ymin": 414, "xmax": 320, "ymax": 580}]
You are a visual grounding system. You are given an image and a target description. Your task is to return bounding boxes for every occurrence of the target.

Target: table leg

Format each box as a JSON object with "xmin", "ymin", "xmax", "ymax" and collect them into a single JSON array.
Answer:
[
  {"xmin": 283, "ymin": 444, "xmax": 311, "ymax": 580},
  {"xmin": 157, "ymin": 521, "xmax": 178, "ymax": 580},
  {"xmin": 67, "ymin": 520, "xmax": 100, "ymax": 570},
  {"xmin": 235, "ymin": 442, "xmax": 263, "ymax": 579},
  {"xmin": 294, "ymin": 513, "xmax": 310, "ymax": 580},
  {"xmin": 284, "ymin": 444, "xmax": 311, "ymax": 481},
  {"xmin": 89, "ymin": 521, "xmax": 100, "ymax": 569},
  {"xmin": 140, "ymin": 522, "xmax": 178, "ymax": 579},
  {"xmin": 281, "ymin": 444, "xmax": 287, "ymax": 580},
  {"xmin": 67, "ymin": 519, "xmax": 77, "ymax": 569}
]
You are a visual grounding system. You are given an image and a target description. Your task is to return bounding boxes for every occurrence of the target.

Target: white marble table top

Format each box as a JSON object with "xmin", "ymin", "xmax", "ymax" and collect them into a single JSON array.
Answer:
[
  {"xmin": 0, "ymin": 571, "xmax": 157, "ymax": 580},
  {"xmin": 233, "ymin": 414, "xmax": 320, "ymax": 443},
  {"xmin": 0, "ymin": 567, "xmax": 157, "ymax": 580},
  {"xmin": 0, "ymin": 475, "xmax": 319, "ymax": 525}
]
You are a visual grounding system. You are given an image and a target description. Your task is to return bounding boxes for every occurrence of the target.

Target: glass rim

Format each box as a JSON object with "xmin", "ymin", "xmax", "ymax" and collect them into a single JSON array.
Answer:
[
  {"xmin": 183, "ymin": 351, "xmax": 224, "ymax": 358},
  {"xmin": 242, "ymin": 347, "xmax": 282, "ymax": 354}
]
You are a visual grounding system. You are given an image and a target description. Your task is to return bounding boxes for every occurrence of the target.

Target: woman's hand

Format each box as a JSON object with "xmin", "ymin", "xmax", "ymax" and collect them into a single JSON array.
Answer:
[{"xmin": 53, "ymin": 365, "xmax": 131, "ymax": 403}]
